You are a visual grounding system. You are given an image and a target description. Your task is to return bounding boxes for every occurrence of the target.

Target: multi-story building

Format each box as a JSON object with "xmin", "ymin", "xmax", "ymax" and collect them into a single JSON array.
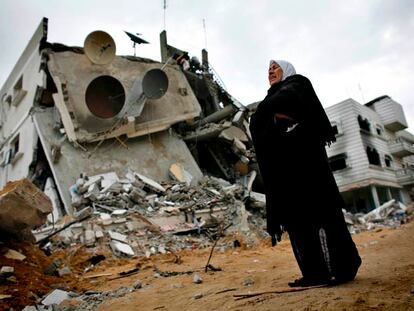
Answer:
[{"xmin": 325, "ymin": 96, "xmax": 414, "ymax": 212}]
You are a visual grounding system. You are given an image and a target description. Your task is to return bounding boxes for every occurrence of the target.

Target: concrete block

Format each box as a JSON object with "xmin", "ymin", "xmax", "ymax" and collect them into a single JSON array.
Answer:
[
  {"xmin": 110, "ymin": 241, "xmax": 135, "ymax": 256},
  {"xmin": 4, "ymin": 249, "xmax": 26, "ymax": 261},
  {"xmin": 41, "ymin": 289, "xmax": 71, "ymax": 306},
  {"xmin": 108, "ymin": 231, "xmax": 128, "ymax": 242},
  {"xmin": 0, "ymin": 179, "xmax": 52, "ymax": 240},
  {"xmin": 84, "ymin": 230, "xmax": 96, "ymax": 246},
  {"xmin": 135, "ymin": 173, "xmax": 165, "ymax": 192},
  {"xmin": 0, "ymin": 266, "xmax": 14, "ymax": 277},
  {"xmin": 169, "ymin": 163, "xmax": 193, "ymax": 186}
]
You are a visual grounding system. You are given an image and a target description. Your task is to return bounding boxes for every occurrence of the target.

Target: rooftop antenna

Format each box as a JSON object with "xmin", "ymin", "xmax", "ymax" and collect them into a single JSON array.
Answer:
[
  {"xmin": 163, "ymin": 0, "xmax": 167, "ymax": 30},
  {"xmin": 203, "ymin": 18, "xmax": 207, "ymax": 49},
  {"xmin": 124, "ymin": 31, "xmax": 149, "ymax": 57}
]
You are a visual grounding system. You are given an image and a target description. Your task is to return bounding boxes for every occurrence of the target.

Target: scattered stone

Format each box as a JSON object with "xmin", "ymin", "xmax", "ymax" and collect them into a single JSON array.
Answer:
[
  {"xmin": 0, "ymin": 266, "xmax": 14, "ymax": 277},
  {"xmin": 58, "ymin": 266, "xmax": 71, "ymax": 277},
  {"xmin": 110, "ymin": 241, "xmax": 135, "ymax": 257},
  {"xmin": 169, "ymin": 163, "xmax": 193, "ymax": 186},
  {"xmin": 133, "ymin": 280, "xmax": 143, "ymax": 289},
  {"xmin": 0, "ymin": 179, "xmax": 52, "ymax": 240},
  {"xmin": 44, "ymin": 259, "xmax": 61, "ymax": 276},
  {"xmin": 193, "ymin": 293, "xmax": 203, "ymax": 299},
  {"xmin": 242, "ymin": 278, "xmax": 255, "ymax": 286},
  {"xmin": 41, "ymin": 289, "xmax": 71, "ymax": 306},
  {"xmin": 4, "ymin": 249, "xmax": 26, "ymax": 261},
  {"xmin": 109, "ymin": 231, "xmax": 128, "ymax": 243},
  {"xmin": 0, "ymin": 294, "xmax": 12, "ymax": 300},
  {"xmin": 84, "ymin": 229, "xmax": 96, "ymax": 246},
  {"xmin": 193, "ymin": 273, "xmax": 203, "ymax": 284},
  {"xmin": 135, "ymin": 173, "xmax": 166, "ymax": 193}
]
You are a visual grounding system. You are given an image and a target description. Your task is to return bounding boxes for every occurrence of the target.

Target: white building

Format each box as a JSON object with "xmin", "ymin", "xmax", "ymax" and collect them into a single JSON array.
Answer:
[{"xmin": 325, "ymin": 96, "xmax": 414, "ymax": 212}]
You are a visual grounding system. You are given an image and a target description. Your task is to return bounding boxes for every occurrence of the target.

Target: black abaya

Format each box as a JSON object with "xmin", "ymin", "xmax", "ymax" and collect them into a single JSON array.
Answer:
[{"xmin": 249, "ymin": 74, "xmax": 361, "ymax": 284}]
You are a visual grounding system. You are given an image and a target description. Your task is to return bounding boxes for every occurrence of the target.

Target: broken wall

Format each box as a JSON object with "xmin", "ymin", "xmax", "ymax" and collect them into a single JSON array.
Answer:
[
  {"xmin": 34, "ymin": 107, "xmax": 203, "ymax": 214},
  {"xmin": 47, "ymin": 51, "xmax": 201, "ymax": 142}
]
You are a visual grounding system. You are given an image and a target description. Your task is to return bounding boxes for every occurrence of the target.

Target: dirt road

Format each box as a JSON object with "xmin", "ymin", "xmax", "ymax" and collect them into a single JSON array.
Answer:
[
  {"xmin": 92, "ymin": 221, "xmax": 414, "ymax": 311},
  {"xmin": 1, "ymin": 220, "xmax": 413, "ymax": 310}
]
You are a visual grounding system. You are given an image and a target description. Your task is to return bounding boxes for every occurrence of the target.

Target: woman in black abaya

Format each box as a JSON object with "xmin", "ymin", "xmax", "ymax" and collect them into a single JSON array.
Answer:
[{"xmin": 250, "ymin": 60, "xmax": 361, "ymax": 287}]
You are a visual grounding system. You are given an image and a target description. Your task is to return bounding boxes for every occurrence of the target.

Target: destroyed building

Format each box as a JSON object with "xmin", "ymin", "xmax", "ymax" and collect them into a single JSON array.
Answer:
[
  {"xmin": 325, "ymin": 96, "xmax": 414, "ymax": 212},
  {"xmin": 0, "ymin": 18, "xmax": 253, "ymax": 223},
  {"xmin": 0, "ymin": 17, "xmax": 413, "ymax": 225}
]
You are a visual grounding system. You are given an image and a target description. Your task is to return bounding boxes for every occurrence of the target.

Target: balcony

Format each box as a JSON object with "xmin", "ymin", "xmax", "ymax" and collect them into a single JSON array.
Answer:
[
  {"xmin": 388, "ymin": 138, "xmax": 414, "ymax": 157},
  {"xmin": 396, "ymin": 168, "xmax": 414, "ymax": 185}
]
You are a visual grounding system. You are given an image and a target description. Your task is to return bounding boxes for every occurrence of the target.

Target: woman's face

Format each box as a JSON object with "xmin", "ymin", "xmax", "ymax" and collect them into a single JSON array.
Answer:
[{"xmin": 268, "ymin": 62, "xmax": 283, "ymax": 86}]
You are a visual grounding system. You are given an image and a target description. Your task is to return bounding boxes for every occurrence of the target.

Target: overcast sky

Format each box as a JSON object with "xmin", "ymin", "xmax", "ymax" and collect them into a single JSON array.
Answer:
[{"xmin": 1, "ymin": 0, "xmax": 413, "ymax": 131}]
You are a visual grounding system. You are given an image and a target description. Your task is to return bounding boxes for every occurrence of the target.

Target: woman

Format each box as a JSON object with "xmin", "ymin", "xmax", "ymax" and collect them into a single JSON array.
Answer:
[{"xmin": 250, "ymin": 60, "xmax": 361, "ymax": 287}]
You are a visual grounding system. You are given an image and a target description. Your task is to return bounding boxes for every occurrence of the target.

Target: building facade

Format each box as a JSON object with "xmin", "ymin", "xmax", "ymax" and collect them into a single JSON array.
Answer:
[{"xmin": 325, "ymin": 96, "xmax": 414, "ymax": 212}]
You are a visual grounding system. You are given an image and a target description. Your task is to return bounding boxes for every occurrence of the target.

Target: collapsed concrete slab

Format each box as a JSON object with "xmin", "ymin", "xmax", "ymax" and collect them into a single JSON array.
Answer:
[{"xmin": 0, "ymin": 179, "xmax": 52, "ymax": 240}]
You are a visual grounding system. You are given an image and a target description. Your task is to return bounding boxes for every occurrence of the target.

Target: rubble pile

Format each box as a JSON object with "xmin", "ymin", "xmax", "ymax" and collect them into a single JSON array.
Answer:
[
  {"xmin": 343, "ymin": 199, "xmax": 414, "ymax": 234},
  {"xmin": 34, "ymin": 170, "xmax": 266, "ymax": 259}
]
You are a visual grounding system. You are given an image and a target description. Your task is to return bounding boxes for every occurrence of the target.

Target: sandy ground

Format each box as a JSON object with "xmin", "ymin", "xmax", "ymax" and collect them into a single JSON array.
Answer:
[
  {"xmin": 93, "ymin": 221, "xmax": 414, "ymax": 311},
  {"xmin": 1, "ymin": 221, "xmax": 413, "ymax": 310}
]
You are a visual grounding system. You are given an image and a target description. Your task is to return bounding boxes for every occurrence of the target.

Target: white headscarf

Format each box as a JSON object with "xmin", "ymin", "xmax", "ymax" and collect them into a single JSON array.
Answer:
[{"xmin": 269, "ymin": 60, "xmax": 296, "ymax": 81}]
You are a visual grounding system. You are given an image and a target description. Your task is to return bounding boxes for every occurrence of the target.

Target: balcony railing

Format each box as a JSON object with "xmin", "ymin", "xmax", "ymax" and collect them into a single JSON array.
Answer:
[
  {"xmin": 389, "ymin": 138, "xmax": 414, "ymax": 157},
  {"xmin": 395, "ymin": 167, "xmax": 414, "ymax": 185}
]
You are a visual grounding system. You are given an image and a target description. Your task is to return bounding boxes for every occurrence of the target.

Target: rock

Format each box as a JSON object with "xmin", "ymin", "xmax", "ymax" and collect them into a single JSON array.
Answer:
[
  {"xmin": 4, "ymin": 249, "xmax": 26, "ymax": 261},
  {"xmin": 193, "ymin": 273, "xmax": 203, "ymax": 284},
  {"xmin": 108, "ymin": 231, "xmax": 128, "ymax": 243},
  {"xmin": 242, "ymin": 278, "xmax": 255, "ymax": 286},
  {"xmin": 133, "ymin": 280, "xmax": 143, "ymax": 289},
  {"xmin": 158, "ymin": 245, "xmax": 166, "ymax": 254},
  {"xmin": 84, "ymin": 230, "xmax": 96, "ymax": 246},
  {"xmin": 22, "ymin": 306, "xmax": 38, "ymax": 311},
  {"xmin": 135, "ymin": 173, "xmax": 165, "ymax": 193},
  {"xmin": 169, "ymin": 163, "xmax": 193, "ymax": 186},
  {"xmin": 193, "ymin": 293, "xmax": 203, "ymax": 299},
  {"xmin": 112, "ymin": 209, "xmax": 128, "ymax": 216},
  {"xmin": 44, "ymin": 259, "xmax": 61, "ymax": 276},
  {"xmin": 110, "ymin": 241, "xmax": 135, "ymax": 256},
  {"xmin": 58, "ymin": 266, "xmax": 72, "ymax": 277},
  {"xmin": 0, "ymin": 179, "xmax": 52, "ymax": 240},
  {"xmin": 0, "ymin": 266, "xmax": 14, "ymax": 277},
  {"xmin": 41, "ymin": 289, "xmax": 71, "ymax": 306}
]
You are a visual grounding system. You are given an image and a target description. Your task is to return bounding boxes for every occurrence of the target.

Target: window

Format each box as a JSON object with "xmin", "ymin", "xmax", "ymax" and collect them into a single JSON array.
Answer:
[
  {"xmin": 366, "ymin": 146, "xmax": 381, "ymax": 166},
  {"xmin": 384, "ymin": 155, "xmax": 393, "ymax": 168},
  {"xmin": 376, "ymin": 125, "xmax": 383, "ymax": 136},
  {"xmin": 2, "ymin": 93, "xmax": 11, "ymax": 106},
  {"xmin": 9, "ymin": 134, "xmax": 23, "ymax": 164},
  {"xmin": 358, "ymin": 115, "xmax": 371, "ymax": 132},
  {"xmin": 12, "ymin": 75, "xmax": 27, "ymax": 106},
  {"xmin": 330, "ymin": 120, "xmax": 343, "ymax": 137},
  {"xmin": 328, "ymin": 153, "xmax": 348, "ymax": 172}
]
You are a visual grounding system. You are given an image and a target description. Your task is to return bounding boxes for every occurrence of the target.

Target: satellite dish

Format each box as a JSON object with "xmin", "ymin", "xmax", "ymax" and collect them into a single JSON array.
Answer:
[
  {"xmin": 123, "ymin": 68, "xmax": 169, "ymax": 117},
  {"xmin": 142, "ymin": 69, "xmax": 169, "ymax": 99},
  {"xmin": 84, "ymin": 31, "xmax": 116, "ymax": 65}
]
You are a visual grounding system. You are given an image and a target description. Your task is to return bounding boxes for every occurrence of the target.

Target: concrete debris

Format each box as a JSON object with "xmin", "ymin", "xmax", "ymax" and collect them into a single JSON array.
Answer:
[
  {"xmin": 110, "ymin": 240, "xmax": 135, "ymax": 257},
  {"xmin": 242, "ymin": 278, "xmax": 255, "ymax": 286},
  {"xmin": 0, "ymin": 179, "xmax": 52, "ymax": 241},
  {"xmin": 43, "ymin": 259, "xmax": 61, "ymax": 276},
  {"xmin": 41, "ymin": 289, "xmax": 71, "ymax": 306},
  {"xmin": 343, "ymin": 200, "xmax": 413, "ymax": 234},
  {"xmin": 169, "ymin": 163, "xmax": 193, "ymax": 186},
  {"xmin": 193, "ymin": 273, "xmax": 203, "ymax": 284},
  {"xmin": 0, "ymin": 266, "xmax": 14, "ymax": 278},
  {"xmin": 58, "ymin": 266, "xmax": 72, "ymax": 276},
  {"xmin": 0, "ymin": 294, "xmax": 13, "ymax": 300},
  {"xmin": 108, "ymin": 230, "xmax": 128, "ymax": 243},
  {"xmin": 4, "ymin": 249, "xmax": 26, "ymax": 261}
]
